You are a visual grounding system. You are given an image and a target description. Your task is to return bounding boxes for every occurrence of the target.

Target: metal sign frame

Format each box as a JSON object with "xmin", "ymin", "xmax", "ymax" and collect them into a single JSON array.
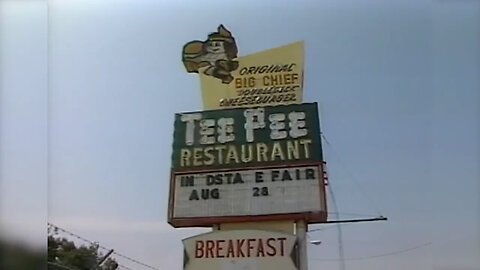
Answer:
[{"xmin": 168, "ymin": 162, "xmax": 327, "ymax": 228}]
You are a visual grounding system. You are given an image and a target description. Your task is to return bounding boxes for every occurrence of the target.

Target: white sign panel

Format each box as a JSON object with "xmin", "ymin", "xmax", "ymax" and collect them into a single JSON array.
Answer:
[
  {"xmin": 170, "ymin": 164, "xmax": 325, "ymax": 221},
  {"xmin": 183, "ymin": 230, "xmax": 297, "ymax": 270}
]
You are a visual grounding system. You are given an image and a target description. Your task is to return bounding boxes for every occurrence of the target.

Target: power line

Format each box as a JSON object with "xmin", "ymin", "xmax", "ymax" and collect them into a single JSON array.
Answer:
[
  {"xmin": 113, "ymin": 252, "xmax": 159, "ymax": 270},
  {"xmin": 309, "ymin": 212, "xmax": 386, "ymax": 233},
  {"xmin": 117, "ymin": 264, "xmax": 135, "ymax": 270},
  {"xmin": 311, "ymin": 242, "xmax": 432, "ymax": 262},
  {"xmin": 321, "ymin": 133, "xmax": 384, "ymax": 217},
  {"xmin": 48, "ymin": 223, "xmax": 161, "ymax": 270},
  {"xmin": 327, "ymin": 179, "xmax": 346, "ymax": 270}
]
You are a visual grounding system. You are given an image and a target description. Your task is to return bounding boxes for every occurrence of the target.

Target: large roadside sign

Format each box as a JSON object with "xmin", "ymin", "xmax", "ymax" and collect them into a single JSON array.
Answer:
[
  {"xmin": 172, "ymin": 25, "xmax": 327, "ymax": 270},
  {"xmin": 183, "ymin": 230, "xmax": 298, "ymax": 270},
  {"xmin": 168, "ymin": 103, "xmax": 327, "ymax": 227}
]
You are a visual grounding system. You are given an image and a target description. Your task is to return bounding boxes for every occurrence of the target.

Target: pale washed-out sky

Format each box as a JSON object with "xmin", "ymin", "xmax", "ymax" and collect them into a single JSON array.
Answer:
[{"xmin": 0, "ymin": 1, "xmax": 479, "ymax": 270}]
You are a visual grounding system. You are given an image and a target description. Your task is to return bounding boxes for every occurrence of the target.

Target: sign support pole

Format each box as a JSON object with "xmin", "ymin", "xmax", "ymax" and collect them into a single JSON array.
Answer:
[{"xmin": 296, "ymin": 220, "xmax": 308, "ymax": 270}]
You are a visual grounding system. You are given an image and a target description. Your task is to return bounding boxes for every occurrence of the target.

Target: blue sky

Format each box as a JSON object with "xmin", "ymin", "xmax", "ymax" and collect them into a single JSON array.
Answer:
[{"xmin": 1, "ymin": 0, "xmax": 479, "ymax": 269}]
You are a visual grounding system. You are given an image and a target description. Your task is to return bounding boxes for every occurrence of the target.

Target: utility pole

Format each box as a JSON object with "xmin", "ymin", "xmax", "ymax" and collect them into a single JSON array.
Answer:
[{"xmin": 297, "ymin": 220, "xmax": 308, "ymax": 270}]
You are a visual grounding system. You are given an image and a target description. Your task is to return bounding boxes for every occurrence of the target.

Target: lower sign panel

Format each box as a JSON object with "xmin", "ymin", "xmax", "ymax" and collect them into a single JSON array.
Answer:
[
  {"xmin": 168, "ymin": 163, "xmax": 327, "ymax": 227},
  {"xmin": 183, "ymin": 230, "xmax": 297, "ymax": 270}
]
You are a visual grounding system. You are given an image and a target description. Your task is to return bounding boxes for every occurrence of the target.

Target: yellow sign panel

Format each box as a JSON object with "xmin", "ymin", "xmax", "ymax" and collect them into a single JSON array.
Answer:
[{"xmin": 182, "ymin": 25, "xmax": 304, "ymax": 109}]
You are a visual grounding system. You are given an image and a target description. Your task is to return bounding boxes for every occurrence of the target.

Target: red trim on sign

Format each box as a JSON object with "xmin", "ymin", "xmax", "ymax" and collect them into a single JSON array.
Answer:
[
  {"xmin": 169, "ymin": 212, "xmax": 328, "ymax": 228},
  {"xmin": 168, "ymin": 169, "xmax": 176, "ymax": 223},
  {"xmin": 173, "ymin": 161, "xmax": 324, "ymax": 174},
  {"xmin": 321, "ymin": 162, "xmax": 328, "ymax": 220}
]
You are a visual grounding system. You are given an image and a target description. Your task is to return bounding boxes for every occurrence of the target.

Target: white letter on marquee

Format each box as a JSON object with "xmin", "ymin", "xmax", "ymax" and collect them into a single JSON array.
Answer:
[
  {"xmin": 289, "ymin": 112, "xmax": 308, "ymax": 138},
  {"xmin": 244, "ymin": 108, "xmax": 265, "ymax": 142},
  {"xmin": 199, "ymin": 119, "xmax": 215, "ymax": 145},
  {"xmin": 181, "ymin": 113, "xmax": 202, "ymax": 146},
  {"xmin": 217, "ymin": 118, "xmax": 235, "ymax": 144},
  {"xmin": 269, "ymin": 113, "xmax": 287, "ymax": 140}
]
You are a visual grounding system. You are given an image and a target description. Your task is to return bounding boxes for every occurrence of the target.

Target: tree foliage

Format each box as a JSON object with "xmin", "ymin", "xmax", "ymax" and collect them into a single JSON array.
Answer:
[{"xmin": 48, "ymin": 235, "xmax": 118, "ymax": 270}]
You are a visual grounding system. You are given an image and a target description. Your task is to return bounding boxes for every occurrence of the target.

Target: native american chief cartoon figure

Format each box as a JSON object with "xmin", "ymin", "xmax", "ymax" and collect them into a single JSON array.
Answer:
[{"xmin": 182, "ymin": 25, "xmax": 239, "ymax": 84}]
